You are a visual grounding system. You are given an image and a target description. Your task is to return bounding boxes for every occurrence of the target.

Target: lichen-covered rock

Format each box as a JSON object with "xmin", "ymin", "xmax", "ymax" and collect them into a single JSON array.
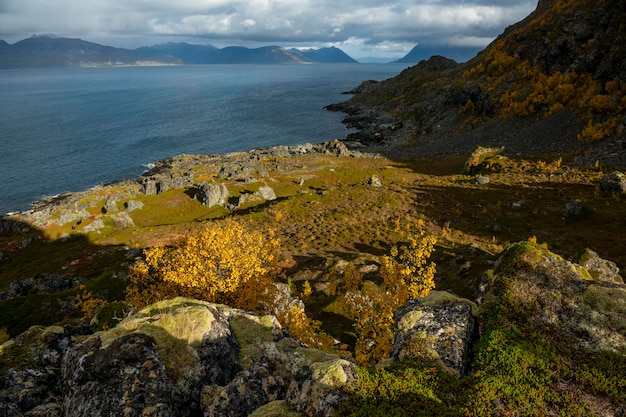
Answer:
[
  {"xmin": 125, "ymin": 199, "xmax": 144, "ymax": 212},
  {"xmin": 63, "ymin": 333, "xmax": 179, "ymax": 417},
  {"xmin": 248, "ymin": 400, "xmax": 303, "ymax": 417},
  {"xmin": 485, "ymin": 242, "xmax": 626, "ymax": 353},
  {"xmin": 109, "ymin": 211, "xmax": 135, "ymax": 228},
  {"xmin": 392, "ymin": 291, "xmax": 478, "ymax": 375},
  {"xmin": 0, "ymin": 325, "xmax": 74, "ymax": 416}
]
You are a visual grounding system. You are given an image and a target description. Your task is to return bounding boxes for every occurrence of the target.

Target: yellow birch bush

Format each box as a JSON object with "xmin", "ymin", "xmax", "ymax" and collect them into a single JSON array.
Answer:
[
  {"xmin": 340, "ymin": 223, "xmax": 437, "ymax": 365},
  {"xmin": 126, "ymin": 218, "xmax": 280, "ymax": 312}
]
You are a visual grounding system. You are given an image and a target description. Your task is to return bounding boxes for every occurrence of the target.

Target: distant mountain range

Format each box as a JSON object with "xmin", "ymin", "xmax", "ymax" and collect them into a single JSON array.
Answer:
[
  {"xmin": 0, "ymin": 35, "xmax": 358, "ymax": 68},
  {"xmin": 0, "ymin": 35, "xmax": 485, "ymax": 68}
]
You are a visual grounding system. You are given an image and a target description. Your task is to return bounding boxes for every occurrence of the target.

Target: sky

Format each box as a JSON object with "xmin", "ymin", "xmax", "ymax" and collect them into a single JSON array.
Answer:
[{"xmin": 0, "ymin": 0, "xmax": 537, "ymax": 61}]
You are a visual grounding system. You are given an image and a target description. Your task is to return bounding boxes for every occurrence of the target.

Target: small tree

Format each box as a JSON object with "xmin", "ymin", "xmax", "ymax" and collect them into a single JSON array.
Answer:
[{"xmin": 126, "ymin": 218, "xmax": 280, "ymax": 312}]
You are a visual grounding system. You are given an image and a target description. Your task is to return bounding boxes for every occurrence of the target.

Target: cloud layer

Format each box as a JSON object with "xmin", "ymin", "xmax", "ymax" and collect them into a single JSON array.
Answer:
[{"xmin": 0, "ymin": 0, "xmax": 536, "ymax": 59}]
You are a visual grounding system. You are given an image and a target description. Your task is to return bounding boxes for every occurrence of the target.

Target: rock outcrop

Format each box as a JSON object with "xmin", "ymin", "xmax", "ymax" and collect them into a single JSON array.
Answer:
[
  {"xmin": 483, "ymin": 242, "xmax": 626, "ymax": 354},
  {"xmin": 0, "ymin": 298, "xmax": 356, "ymax": 417}
]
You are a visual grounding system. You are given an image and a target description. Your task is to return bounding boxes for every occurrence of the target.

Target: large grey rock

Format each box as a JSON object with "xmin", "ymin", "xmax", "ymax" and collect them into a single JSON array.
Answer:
[
  {"xmin": 485, "ymin": 242, "xmax": 626, "ymax": 354},
  {"xmin": 257, "ymin": 185, "xmax": 277, "ymax": 201},
  {"xmin": 125, "ymin": 200, "xmax": 144, "ymax": 212},
  {"xmin": 392, "ymin": 291, "xmax": 478, "ymax": 375},
  {"xmin": 110, "ymin": 211, "xmax": 135, "ymax": 228},
  {"xmin": 196, "ymin": 183, "xmax": 230, "ymax": 208}
]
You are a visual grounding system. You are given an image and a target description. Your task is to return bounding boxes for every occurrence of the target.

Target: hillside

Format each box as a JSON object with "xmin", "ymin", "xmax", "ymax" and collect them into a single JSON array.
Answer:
[
  {"xmin": 1, "ymin": 0, "xmax": 626, "ymax": 416},
  {"xmin": 327, "ymin": 0, "xmax": 626, "ymax": 166}
]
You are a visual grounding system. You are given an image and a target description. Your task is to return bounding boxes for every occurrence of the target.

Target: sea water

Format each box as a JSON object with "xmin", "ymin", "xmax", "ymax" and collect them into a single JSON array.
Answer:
[{"xmin": 0, "ymin": 64, "xmax": 408, "ymax": 214}]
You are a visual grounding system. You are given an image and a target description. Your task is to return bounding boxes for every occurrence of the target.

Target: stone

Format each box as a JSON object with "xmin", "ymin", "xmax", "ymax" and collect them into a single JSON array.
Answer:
[
  {"xmin": 486, "ymin": 242, "xmax": 626, "ymax": 354},
  {"xmin": 110, "ymin": 211, "xmax": 135, "ymax": 228},
  {"xmin": 599, "ymin": 171, "xmax": 626, "ymax": 194},
  {"xmin": 196, "ymin": 183, "xmax": 229, "ymax": 208},
  {"xmin": 366, "ymin": 174, "xmax": 383, "ymax": 187},
  {"xmin": 125, "ymin": 200, "xmax": 144, "ymax": 212},
  {"xmin": 57, "ymin": 208, "xmax": 90, "ymax": 225},
  {"xmin": 564, "ymin": 199, "xmax": 584, "ymax": 219},
  {"xmin": 82, "ymin": 218, "xmax": 105, "ymax": 233},
  {"xmin": 470, "ymin": 175, "xmax": 490, "ymax": 185},
  {"xmin": 392, "ymin": 291, "xmax": 478, "ymax": 375},
  {"xmin": 256, "ymin": 185, "xmax": 277, "ymax": 201},
  {"xmin": 102, "ymin": 196, "xmax": 121, "ymax": 213},
  {"xmin": 576, "ymin": 248, "xmax": 623, "ymax": 283}
]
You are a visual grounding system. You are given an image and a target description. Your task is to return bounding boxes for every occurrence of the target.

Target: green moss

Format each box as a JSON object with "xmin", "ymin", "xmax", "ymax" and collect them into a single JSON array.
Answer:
[
  {"xmin": 229, "ymin": 313, "xmax": 275, "ymax": 369},
  {"xmin": 397, "ymin": 310, "xmax": 424, "ymax": 332}
]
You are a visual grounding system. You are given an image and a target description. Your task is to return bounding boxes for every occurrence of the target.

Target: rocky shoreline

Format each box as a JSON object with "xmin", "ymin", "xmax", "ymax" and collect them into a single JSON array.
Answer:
[{"xmin": 1, "ymin": 140, "xmax": 371, "ymax": 233}]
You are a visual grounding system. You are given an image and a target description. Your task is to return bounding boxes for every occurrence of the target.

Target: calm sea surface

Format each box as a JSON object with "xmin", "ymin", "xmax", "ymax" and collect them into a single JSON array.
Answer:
[{"xmin": 0, "ymin": 64, "xmax": 408, "ymax": 214}]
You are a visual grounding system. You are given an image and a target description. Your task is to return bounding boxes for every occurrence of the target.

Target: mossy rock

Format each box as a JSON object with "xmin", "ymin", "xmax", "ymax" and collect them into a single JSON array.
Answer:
[
  {"xmin": 0, "ymin": 325, "xmax": 64, "ymax": 374},
  {"xmin": 463, "ymin": 146, "xmax": 507, "ymax": 175},
  {"xmin": 229, "ymin": 313, "xmax": 278, "ymax": 369}
]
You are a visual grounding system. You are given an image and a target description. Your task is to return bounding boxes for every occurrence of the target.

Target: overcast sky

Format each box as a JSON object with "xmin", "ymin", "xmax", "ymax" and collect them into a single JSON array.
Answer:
[{"xmin": 0, "ymin": 0, "xmax": 536, "ymax": 60}]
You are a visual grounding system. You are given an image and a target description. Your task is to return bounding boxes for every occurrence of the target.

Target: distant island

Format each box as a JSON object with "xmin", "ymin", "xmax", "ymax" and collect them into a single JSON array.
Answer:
[
  {"xmin": 0, "ymin": 35, "xmax": 360, "ymax": 68},
  {"xmin": 0, "ymin": 35, "xmax": 480, "ymax": 68}
]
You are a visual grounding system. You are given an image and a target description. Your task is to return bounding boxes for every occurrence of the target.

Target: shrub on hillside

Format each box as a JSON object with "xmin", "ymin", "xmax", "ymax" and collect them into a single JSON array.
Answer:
[{"xmin": 126, "ymin": 218, "xmax": 280, "ymax": 312}]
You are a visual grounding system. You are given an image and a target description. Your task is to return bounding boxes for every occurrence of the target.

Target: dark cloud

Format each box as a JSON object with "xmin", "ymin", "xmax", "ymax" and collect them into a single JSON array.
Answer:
[{"xmin": 0, "ymin": 0, "xmax": 536, "ymax": 59}]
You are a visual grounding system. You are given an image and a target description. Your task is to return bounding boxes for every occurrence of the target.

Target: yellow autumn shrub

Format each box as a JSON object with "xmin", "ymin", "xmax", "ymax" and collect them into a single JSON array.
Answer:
[
  {"xmin": 126, "ymin": 218, "xmax": 280, "ymax": 312},
  {"xmin": 380, "ymin": 234, "xmax": 437, "ymax": 304},
  {"xmin": 339, "ymin": 223, "xmax": 437, "ymax": 366}
]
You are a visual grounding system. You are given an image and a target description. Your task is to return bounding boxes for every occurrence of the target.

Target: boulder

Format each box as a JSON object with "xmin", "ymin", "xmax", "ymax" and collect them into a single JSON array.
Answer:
[
  {"xmin": 257, "ymin": 185, "xmax": 277, "ymax": 201},
  {"xmin": 564, "ymin": 198, "xmax": 584, "ymax": 219},
  {"xmin": 196, "ymin": 183, "xmax": 230, "ymax": 208},
  {"xmin": 470, "ymin": 175, "xmax": 490, "ymax": 185},
  {"xmin": 82, "ymin": 218, "xmax": 105, "ymax": 233},
  {"xmin": 102, "ymin": 196, "xmax": 121, "ymax": 213},
  {"xmin": 599, "ymin": 171, "xmax": 626, "ymax": 194},
  {"xmin": 484, "ymin": 242, "xmax": 626, "ymax": 353},
  {"xmin": 125, "ymin": 200, "xmax": 144, "ymax": 212},
  {"xmin": 366, "ymin": 174, "xmax": 382, "ymax": 187},
  {"xmin": 110, "ymin": 211, "xmax": 135, "ymax": 228},
  {"xmin": 392, "ymin": 291, "xmax": 478, "ymax": 376},
  {"xmin": 576, "ymin": 248, "xmax": 623, "ymax": 283},
  {"xmin": 463, "ymin": 147, "xmax": 506, "ymax": 175},
  {"xmin": 0, "ymin": 325, "xmax": 75, "ymax": 415},
  {"xmin": 57, "ymin": 208, "xmax": 90, "ymax": 226},
  {"xmin": 31, "ymin": 297, "xmax": 356, "ymax": 417}
]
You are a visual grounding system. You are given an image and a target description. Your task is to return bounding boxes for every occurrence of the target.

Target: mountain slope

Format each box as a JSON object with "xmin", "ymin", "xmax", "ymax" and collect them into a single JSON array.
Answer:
[
  {"xmin": 295, "ymin": 46, "xmax": 358, "ymax": 63},
  {"xmin": 328, "ymin": 0, "xmax": 626, "ymax": 163}
]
